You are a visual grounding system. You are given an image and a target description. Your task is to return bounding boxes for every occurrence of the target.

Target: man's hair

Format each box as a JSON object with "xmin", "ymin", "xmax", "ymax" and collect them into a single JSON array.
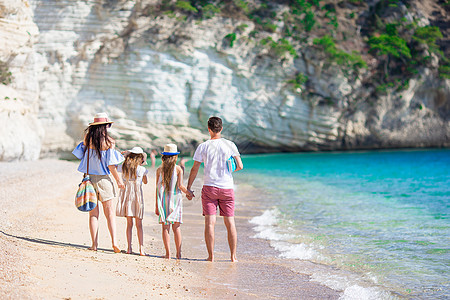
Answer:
[{"xmin": 208, "ymin": 117, "xmax": 223, "ymax": 133}]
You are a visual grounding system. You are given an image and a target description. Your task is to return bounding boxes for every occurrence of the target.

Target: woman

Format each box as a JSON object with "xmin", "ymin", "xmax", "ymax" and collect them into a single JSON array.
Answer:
[{"xmin": 72, "ymin": 112, "xmax": 125, "ymax": 252}]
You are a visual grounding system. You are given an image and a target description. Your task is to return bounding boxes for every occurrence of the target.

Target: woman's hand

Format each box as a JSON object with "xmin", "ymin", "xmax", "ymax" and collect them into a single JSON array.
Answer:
[
  {"xmin": 108, "ymin": 165, "xmax": 124, "ymax": 188},
  {"xmin": 117, "ymin": 180, "xmax": 125, "ymax": 189}
]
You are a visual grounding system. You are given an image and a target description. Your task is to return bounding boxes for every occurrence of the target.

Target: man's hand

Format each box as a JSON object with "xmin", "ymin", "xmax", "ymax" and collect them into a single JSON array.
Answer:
[{"xmin": 186, "ymin": 189, "xmax": 195, "ymax": 200}]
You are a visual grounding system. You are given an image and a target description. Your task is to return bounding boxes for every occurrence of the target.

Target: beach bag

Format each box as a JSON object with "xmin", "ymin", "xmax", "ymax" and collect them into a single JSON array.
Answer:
[
  {"xmin": 227, "ymin": 156, "xmax": 237, "ymax": 173},
  {"xmin": 223, "ymin": 139, "xmax": 237, "ymax": 173},
  {"xmin": 75, "ymin": 176, "xmax": 97, "ymax": 211},
  {"xmin": 75, "ymin": 148, "xmax": 98, "ymax": 212}
]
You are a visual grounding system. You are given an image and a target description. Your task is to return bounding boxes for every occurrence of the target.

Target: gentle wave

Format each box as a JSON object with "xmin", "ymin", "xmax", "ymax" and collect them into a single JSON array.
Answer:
[
  {"xmin": 250, "ymin": 209, "xmax": 396, "ymax": 299},
  {"xmin": 240, "ymin": 149, "xmax": 450, "ymax": 299}
]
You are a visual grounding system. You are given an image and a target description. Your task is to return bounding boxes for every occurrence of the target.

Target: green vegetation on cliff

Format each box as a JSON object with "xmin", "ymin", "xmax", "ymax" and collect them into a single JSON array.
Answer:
[
  {"xmin": 0, "ymin": 60, "xmax": 12, "ymax": 86},
  {"xmin": 314, "ymin": 35, "xmax": 367, "ymax": 70},
  {"xmin": 148, "ymin": 0, "xmax": 448, "ymax": 100}
]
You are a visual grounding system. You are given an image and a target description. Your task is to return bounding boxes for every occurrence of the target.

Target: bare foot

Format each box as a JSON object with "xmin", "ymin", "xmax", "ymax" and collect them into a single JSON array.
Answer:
[
  {"xmin": 231, "ymin": 256, "xmax": 238, "ymax": 262},
  {"xmin": 139, "ymin": 248, "xmax": 147, "ymax": 256},
  {"xmin": 164, "ymin": 253, "xmax": 170, "ymax": 259},
  {"xmin": 126, "ymin": 248, "xmax": 132, "ymax": 254},
  {"xmin": 113, "ymin": 245, "xmax": 121, "ymax": 253},
  {"xmin": 176, "ymin": 252, "xmax": 181, "ymax": 259},
  {"xmin": 206, "ymin": 256, "xmax": 214, "ymax": 262},
  {"xmin": 88, "ymin": 246, "xmax": 97, "ymax": 251}
]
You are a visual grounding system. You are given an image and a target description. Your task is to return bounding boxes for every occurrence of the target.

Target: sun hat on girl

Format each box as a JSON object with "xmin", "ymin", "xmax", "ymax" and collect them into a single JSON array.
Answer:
[
  {"xmin": 89, "ymin": 112, "xmax": 114, "ymax": 126},
  {"xmin": 128, "ymin": 146, "xmax": 144, "ymax": 154},
  {"xmin": 161, "ymin": 144, "xmax": 180, "ymax": 156},
  {"xmin": 124, "ymin": 146, "xmax": 148, "ymax": 165}
]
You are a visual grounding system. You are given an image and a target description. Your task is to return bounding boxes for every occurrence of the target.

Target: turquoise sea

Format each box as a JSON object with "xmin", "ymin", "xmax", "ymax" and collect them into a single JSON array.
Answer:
[{"xmin": 233, "ymin": 149, "xmax": 450, "ymax": 299}]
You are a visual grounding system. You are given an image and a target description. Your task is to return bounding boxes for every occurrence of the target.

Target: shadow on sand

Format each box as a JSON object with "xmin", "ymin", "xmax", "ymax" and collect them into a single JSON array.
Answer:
[{"xmin": 0, "ymin": 230, "xmax": 211, "ymax": 261}]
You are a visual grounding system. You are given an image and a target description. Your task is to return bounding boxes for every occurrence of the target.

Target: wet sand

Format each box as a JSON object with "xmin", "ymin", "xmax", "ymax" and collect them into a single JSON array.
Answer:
[{"xmin": 0, "ymin": 159, "xmax": 341, "ymax": 299}]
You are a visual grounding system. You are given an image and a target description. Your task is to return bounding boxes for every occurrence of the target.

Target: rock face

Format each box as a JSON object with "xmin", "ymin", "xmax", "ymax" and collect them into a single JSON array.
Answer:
[
  {"xmin": 0, "ymin": 0, "xmax": 42, "ymax": 160},
  {"xmin": 0, "ymin": 0, "xmax": 448, "ymax": 161}
]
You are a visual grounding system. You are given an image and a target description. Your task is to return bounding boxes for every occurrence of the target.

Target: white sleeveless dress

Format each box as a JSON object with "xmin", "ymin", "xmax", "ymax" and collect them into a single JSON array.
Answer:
[
  {"xmin": 157, "ymin": 168, "xmax": 183, "ymax": 224},
  {"xmin": 116, "ymin": 165, "xmax": 148, "ymax": 219}
]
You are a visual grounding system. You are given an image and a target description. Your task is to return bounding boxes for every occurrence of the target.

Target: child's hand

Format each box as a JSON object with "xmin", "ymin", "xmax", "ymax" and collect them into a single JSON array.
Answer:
[
  {"xmin": 186, "ymin": 190, "xmax": 194, "ymax": 200},
  {"xmin": 117, "ymin": 180, "xmax": 125, "ymax": 189}
]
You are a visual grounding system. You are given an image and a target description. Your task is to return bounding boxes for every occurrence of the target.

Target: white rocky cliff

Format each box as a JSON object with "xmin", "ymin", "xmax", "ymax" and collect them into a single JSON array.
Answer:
[
  {"xmin": 0, "ymin": 0, "xmax": 42, "ymax": 160},
  {"xmin": 0, "ymin": 0, "xmax": 448, "ymax": 161}
]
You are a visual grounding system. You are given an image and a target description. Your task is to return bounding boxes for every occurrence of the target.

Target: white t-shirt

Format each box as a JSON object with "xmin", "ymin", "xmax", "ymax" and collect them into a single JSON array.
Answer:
[
  {"xmin": 193, "ymin": 138, "xmax": 240, "ymax": 189},
  {"xmin": 118, "ymin": 164, "xmax": 148, "ymax": 184}
]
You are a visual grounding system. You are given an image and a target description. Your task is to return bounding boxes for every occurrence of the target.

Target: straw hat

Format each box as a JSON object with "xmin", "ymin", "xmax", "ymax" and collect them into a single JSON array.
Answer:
[
  {"xmin": 124, "ymin": 147, "xmax": 148, "ymax": 165},
  {"xmin": 161, "ymin": 144, "xmax": 180, "ymax": 156},
  {"xmin": 89, "ymin": 112, "xmax": 114, "ymax": 126}
]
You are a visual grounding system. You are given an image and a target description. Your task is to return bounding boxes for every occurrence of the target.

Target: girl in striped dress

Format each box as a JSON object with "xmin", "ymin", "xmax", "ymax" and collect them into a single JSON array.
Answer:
[{"xmin": 155, "ymin": 144, "xmax": 190, "ymax": 259}]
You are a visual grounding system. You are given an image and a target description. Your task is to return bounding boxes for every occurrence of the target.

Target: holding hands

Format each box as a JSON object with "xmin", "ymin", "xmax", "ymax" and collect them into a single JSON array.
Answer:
[
  {"xmin": 186, "ymin": 189, "xmax": 195, "ymax": 200},
  {"xmin": 117, "ymin": 180, "xmax": 125, "ymax": 189}
]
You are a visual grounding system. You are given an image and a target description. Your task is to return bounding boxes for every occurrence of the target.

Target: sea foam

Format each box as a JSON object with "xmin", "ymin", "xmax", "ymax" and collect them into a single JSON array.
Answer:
[
  {"xmin": 250, "ymin": 209, "xmax": 318, "ymax": 259},
  {"xmin": 250, "ymin": 209, "xmax": 397, "ymax": 300}
]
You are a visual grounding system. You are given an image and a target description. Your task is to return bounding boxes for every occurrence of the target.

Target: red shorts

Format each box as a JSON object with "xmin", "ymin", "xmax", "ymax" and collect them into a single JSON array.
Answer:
[{"xmin": 201, "ymin": 185, "xmax": 235, "ymax": 217}]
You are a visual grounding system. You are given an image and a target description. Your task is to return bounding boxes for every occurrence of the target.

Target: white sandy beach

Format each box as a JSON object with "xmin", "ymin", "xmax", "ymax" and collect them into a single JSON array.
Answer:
[{"xmin": 0, "ymin": 159, "xmax": 340, "ymax": 299}]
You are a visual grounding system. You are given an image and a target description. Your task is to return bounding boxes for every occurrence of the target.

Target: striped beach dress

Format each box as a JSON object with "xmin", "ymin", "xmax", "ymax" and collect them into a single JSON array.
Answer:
[{"xmin": 157, "ymin": 167, "xmax": 183, "ymax": 224}]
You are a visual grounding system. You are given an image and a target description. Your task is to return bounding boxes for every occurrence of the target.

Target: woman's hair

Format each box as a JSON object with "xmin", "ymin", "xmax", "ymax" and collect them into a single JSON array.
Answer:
[
  {"xmin": 161, "ymin": 154, "xmax": 178, "ymax": 190},
  {"xmin": 84, "ymin": 124, "xmax": 112, "ymax": 158},
  {"xmin": 122, "ymin": 153, "xmax": 144, "ymax": 180}
]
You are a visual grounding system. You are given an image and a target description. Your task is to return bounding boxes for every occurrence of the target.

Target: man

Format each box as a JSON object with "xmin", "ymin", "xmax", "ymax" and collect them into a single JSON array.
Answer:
[{"xmin": 187, "ymin": 117, "xmax": 243, "ymax": 262}]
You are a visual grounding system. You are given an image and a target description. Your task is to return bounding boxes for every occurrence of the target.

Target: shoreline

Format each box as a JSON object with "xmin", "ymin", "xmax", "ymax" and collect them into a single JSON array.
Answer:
[
  {"xmin": 234, "ymin": 171, "xmax": 398, "ymax": 299},
  {"xmin": 234, "ymin": 149, "xmax": 450, "ymax": 300},
  {"xmin": 0, "ymin": 159, "xmax": 341, "ymax": 299}
]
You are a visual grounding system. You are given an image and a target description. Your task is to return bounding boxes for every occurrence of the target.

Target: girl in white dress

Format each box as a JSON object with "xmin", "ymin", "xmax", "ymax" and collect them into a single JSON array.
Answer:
[
  {"xmin": 155, "ymin": 144, "xmax": 190, "ymax": 259},
  {"xmin": 116, "ymin": 147, "xmax": 148, "ymax": 255}
]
